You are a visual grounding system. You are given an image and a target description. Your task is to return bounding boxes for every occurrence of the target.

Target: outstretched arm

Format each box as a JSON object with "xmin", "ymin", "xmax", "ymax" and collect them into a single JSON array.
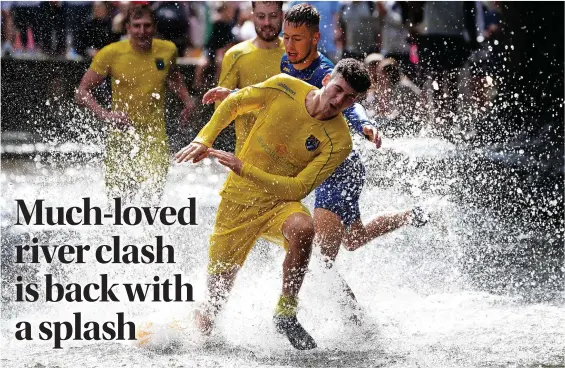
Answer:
[
  {"xmin": 343, "ymin": 103, "xmax": 382, "ymax": 148},
  {"xmin": 207, "ymin": 142, "xmax": 352, "ymax": 201},
  {"xmin": 176, "ymin": 86, "xmax": 271, "ymax": 161}
]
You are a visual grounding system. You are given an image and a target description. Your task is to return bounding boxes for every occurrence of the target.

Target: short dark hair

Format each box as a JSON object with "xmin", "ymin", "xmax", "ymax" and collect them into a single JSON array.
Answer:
[
  {"xmin": 284, "ymin": 4, "xmax": 320, "ymax": 32},
  {"xmin": 331, "ymin": 58, "xmax": 372, "ymax": 94},
  {"xmin": 126, "ymin": 4, "xmax": 156, "ymax": 25},
  {"xmin": 251, "ymin": 1, "xmax": 283, "ymax": 11}
]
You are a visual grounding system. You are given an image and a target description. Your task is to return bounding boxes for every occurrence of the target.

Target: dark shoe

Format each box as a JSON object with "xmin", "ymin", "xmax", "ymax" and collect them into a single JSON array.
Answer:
[
  {"xmin": 273, "ymin": 315, "xmax": 317, "ymax": 350},
  {"xmin": 411, "ymin": 206, "xmax": 428, "ymax": 227}
]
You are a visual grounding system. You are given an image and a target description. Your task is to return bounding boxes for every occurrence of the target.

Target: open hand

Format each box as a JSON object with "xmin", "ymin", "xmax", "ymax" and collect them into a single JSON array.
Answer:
[
  {"xmin": 175, "ymin": 142, "xmax": 208, "ymax": 163},
  {"xmin": 363, "ymin": 125, "xmax": 382, "ymax": 149},
  {"xmin": 103, "ymin": 111, "xmax": 131, "ymax": 130},
  {"xmin": 207, "ymin": 149, "xmax": 243, "ymax": 175},
  {"xmin": 202, "ymin": 87, "xmax": 232, "ymax": 104}
]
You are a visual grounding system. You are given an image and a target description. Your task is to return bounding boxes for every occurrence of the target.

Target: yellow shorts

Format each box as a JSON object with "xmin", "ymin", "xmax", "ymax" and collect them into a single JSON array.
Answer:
[
  {"xmin": 208, "ymin": 198, "xmax": 310, "ymax": 274},
  {"xmin": 104, "ymin": 130, "xmax": 169, "ymax": 202}
]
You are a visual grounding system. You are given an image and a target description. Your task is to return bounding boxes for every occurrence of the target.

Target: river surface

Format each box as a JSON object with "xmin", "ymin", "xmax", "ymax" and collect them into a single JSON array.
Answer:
[{"xmin": 1, "ymin": 134, "xmax": 564, "ymax": 368}]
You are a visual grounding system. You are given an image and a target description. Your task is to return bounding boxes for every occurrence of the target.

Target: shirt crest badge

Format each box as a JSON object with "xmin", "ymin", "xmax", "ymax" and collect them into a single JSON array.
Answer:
[
  {"xmin": 305, "ymin": 135, "xmax": 320, "ymax": 151},
  {"xmin": 155, "ymin": 58, "xmax": 165, "ymax": 70}
]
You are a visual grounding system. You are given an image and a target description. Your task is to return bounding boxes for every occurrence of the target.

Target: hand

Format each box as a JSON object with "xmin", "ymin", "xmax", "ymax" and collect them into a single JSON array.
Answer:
[
  {"xmin": 103, "ymin": 111, "xmax": 131, "ymax": 130},
  {"xmin": 363, "ymin": 125, "xmax": 382, "ymax": 149},
  {"xmin": 175, "ymin": 142, "xmax": 208, "ymax": 163},
  {"xmin": 207, "ymin": 149, "xmax": 243, "ymax": 175},
  {"xmin": 202, "ymin": 87, "xmax": 232, "ymax": 104},
  {"xmin": 179, "ymin": 98, "xmax": 196, "ymax": 129}
]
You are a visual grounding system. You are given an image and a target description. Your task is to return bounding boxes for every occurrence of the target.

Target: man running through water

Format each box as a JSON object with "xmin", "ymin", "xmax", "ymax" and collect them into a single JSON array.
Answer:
[
  {"xmin": 76, "ymin": 5, "xmax": 194, "ymax": 206},
  {"xmin": 203, "ymin": 3, "xmax": 428, "ymax": 324},
  {"xmin": 176, "ymin": 59, "xmax": 372, "ymax": 350}
]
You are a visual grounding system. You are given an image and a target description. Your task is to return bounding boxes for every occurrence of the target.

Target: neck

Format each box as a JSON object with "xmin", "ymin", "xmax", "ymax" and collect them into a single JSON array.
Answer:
[
  {"xmin": 129, "ymin": 38, "xmax": 152, "ymax": 53},
  {"xmin": 252, "ymin": 36, "xmax": 281, "ymax": 50},
  {"xmin": 292, "ymin": 50, "xmax": 320, "ymax": 71},
  {"xmin": 305, "ymin": 90, "xmax": 337, "ymax": 121}
]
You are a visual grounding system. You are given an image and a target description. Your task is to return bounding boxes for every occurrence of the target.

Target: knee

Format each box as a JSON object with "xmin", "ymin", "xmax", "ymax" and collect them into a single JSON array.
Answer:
[
  {"xmin": 294, "ymin": 220, "xmax": 315, "ymax": 245},
  {"xmin": 284, "ymin": 214, "xmax": 315, "ymax": 248}
]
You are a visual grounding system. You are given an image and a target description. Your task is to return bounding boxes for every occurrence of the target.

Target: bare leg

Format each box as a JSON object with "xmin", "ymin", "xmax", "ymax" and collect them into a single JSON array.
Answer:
[
  {"xmin": 342, "ymin": 210, "xmax": 412, "ymax": 251},
  {"xmin": 281, "ymin": 213, "xmax": 315, "ymax": 297},
  {"xmin": 195, "ymin": 266, "xmax": 239, "ymax": 335},
  {"xmin": 314, "ymin": 207, "xmax": 415, "ymax": 324},
  {"xmin": 313, "ymin": 208, "xmax": 344, "ymax": 263},
  {"xmin": 274, "ymin": 212, "xmax": 317, "ymax": 350},
  {"xmin": 313, "ymin": 208, "xmax": 361, "ymax": 320}
]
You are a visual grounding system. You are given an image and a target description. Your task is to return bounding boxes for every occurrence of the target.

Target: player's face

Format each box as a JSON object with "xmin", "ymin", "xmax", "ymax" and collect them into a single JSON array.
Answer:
[
  {"xmin": 321, "ymin": 74, "xmax": 359, "ymax": 116},
  {"xmin": 253, "ymin": 2, "xmax": 283, "ymax": 42},
  {"xmin": 283, "ymin": 22, "xmax": 319, "ymax": 65},
  {"xmin": 126, "ymin": 14, "xmax": 155, "ymax": 51}
]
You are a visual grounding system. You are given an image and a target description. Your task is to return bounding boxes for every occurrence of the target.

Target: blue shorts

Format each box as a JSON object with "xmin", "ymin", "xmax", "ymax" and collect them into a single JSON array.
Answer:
[{"xmin": 314, "ymin": 151, "xmax": 366, "ymax": 226}]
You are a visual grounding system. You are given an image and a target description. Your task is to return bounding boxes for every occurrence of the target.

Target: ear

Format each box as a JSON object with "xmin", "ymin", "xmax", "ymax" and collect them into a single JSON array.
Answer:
[
  {"xmin": 312, "ymin": 31, "xmax": 321, "ymax": 45},
  {"xmin": 321, "ymin": 73, "xmax": 331, "ymax": 87}
]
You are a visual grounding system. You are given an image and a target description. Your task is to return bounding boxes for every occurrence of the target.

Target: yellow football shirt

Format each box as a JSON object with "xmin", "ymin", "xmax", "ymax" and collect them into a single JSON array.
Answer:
[
  {"xmin": 90, "ymin": 38, "xmax": 177, "ymax": 134},
  {"xmin": 216, "ymin": 38, "xmax": 285, "ymax": 155},
  {"xmin": 89, "ymin": 39, "xmax": 178, "ymax": 197},
  {"xmin": 194, "ymin": 74, "xmax": 352, "ymax": 207}
]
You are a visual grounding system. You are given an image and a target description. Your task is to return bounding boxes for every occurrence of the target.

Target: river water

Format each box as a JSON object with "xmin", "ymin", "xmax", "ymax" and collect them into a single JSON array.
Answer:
[{"xmin": 1, "ymin": 133, "xmax": 564, "ymax": 367}]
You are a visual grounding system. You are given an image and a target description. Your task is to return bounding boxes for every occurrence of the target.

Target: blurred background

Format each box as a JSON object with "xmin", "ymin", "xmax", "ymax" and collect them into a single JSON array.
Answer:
[{"xmin": 1, "ymin": 1, "xmax": 563, "ymax": 150}]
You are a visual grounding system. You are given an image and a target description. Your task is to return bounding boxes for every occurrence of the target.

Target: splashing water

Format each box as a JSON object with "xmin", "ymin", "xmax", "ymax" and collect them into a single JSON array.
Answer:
[{"xmin": 1, "ymin": 110, "xmax": 564, "ymax": 367}]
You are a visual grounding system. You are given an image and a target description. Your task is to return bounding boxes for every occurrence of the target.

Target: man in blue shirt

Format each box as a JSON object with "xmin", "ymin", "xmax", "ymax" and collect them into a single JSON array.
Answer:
[
  {"xmin": 203, "ymin": 3, "xmax": 428, "ymax": 325},
  {"xmin": 288, "ymin": 1, "xmax": 340, "ymax": 62}
]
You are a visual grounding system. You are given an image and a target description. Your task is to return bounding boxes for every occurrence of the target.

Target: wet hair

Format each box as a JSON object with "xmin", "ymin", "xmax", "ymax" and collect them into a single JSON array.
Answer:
[
  {"xmin": 380, "ymin": 58, "xmax": 401, "ymax": 86},
  {"xmin": 331, "ymin": 58, "xmax": 372, "ymax": 94},
  {"xmin": 251, "ymin": 1, "xmax": 283, "ymax": 11},
  {"xmin": 126, "ymin": 4, "xmax": 156, "ymax": 25},
  {"xmin": 284, "ymin": 4, "xmax": 320, "ymax": 32}
]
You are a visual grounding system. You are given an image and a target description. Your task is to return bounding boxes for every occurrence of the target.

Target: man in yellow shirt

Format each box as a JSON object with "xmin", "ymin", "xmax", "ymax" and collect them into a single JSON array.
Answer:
[
  {"xmin": 176, "ymin": 59, "xmax": 371, "ymax": 350},
  {"xmin": 213, "ymin": 1, "xmax": 285, "ymax": 155},
  {"xmin": 75, "ymin": 5, "xmax": 194, "ymax": 205}
]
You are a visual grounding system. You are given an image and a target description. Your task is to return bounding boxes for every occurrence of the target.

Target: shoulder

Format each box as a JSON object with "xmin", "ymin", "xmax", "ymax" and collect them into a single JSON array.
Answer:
[
  {"xmin": 260, "ymin": 74, "xmax": 311, "ymax": 98},
  {"xmin": 324, "ymin": 115, "xmax": 353, "ymax": 150},
  {"xmin": 317, "ymin": 54, "xmax": 335, "ymax": 76},
  {"xmin": 224, "ymin": 40, "xmax": 255, "ymax": 61},
  {"xmin": 97, "ymin": 40, "xmax": 127, "ymax": 55},
  {"xmin": 153, "ymin": 39, "xmax": 177, "ymax": 54},
  {"xmin": 91, "ymin": 40, "xmax": 127, "ymax": 68},
  {"xmin": 264, "ymin": 73, "xmax": 309, "ymax": 88}
]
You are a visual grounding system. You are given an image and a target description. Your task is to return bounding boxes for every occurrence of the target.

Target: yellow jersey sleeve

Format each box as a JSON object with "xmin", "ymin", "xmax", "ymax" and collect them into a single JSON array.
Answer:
[
  {"xmin": 217, "ymin": 48, "xmax": 240, "ymax": 90},
  {"xmin": 90, "ymin": 44, "xmax": 114, "ymax": 76},
  {"xmin": 239, "ymin": 137, "xmax": 351, "ymax": 201},
  {"xmin": 194, "ymin": 85, "xmax": 275, "ymax": 147}
]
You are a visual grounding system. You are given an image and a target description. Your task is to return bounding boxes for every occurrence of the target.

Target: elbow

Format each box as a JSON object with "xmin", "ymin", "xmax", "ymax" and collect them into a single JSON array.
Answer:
[{"xmin": 278, "ymin": 186, "xmax": 309, "ymax": 202}]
